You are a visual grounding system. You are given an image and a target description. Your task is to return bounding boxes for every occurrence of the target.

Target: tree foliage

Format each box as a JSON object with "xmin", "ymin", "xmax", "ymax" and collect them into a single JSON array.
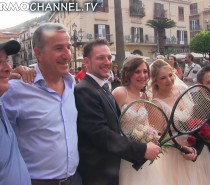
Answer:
[
  {"xmin": 146, "ymin": 18, "xmax": 176, "ymax": 29},
  {"xmin": 146, "ymin": 18, "xmax": 176, "ymax": 55},
  {"xmin": 190, "ymin": 31, "xmax": 210, "ymax": 56}
]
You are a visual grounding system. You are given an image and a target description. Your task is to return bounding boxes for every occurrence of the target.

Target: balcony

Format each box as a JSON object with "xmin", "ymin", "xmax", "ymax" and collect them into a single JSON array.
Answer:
[
  {"xmin": 124, "ymin": 35, "xmax": 156, "ymax": 44},
  {"xmin": 94, "ymin": 34, "xmax": 114, "ymax": 43},
  {"xmin": 204, "ymin": 8, "xmax": 210, "ymax": 13},
  {"xmin": 190, "ymin": 9, "xmax": 199, "ymax": 16},
  {"xmin": 177, "ymin": 39, "xmax": 188, "ymax": 45},
  {"xmin": 154, "ymin": 9, "xmax": 166, "ymax": 19},
  {"xmin": 165, "ymin": 37, "xmax": 177, "ymax": 45},
  {"xmin": 130, "ymin": 6, "xmax": 145, "ymax": 18},
  {"xmin": 190, "ymin": 25, "xmax": 201, "ymax": 31}
]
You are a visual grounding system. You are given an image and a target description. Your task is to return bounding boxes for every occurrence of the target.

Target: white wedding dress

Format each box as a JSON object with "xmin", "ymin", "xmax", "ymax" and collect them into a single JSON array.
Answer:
[
  {"xmin": 152, "ymin": 84, "xmax": 210, "ymax": 185},
  {"xmin": 119, "ymin": 104, "xmax": 166, "ymax": 185}
]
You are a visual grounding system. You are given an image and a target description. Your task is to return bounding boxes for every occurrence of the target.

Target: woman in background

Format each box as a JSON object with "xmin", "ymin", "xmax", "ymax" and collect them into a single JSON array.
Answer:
[{"xmin": 168, "ymin": 55, "xmax": 183, "ymax": 79}]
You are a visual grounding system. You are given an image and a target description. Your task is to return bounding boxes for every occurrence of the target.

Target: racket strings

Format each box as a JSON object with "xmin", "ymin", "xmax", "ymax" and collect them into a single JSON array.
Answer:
[
  {"xmin": 173, "ymin": 86, "xmax": 210, "ymax": 133},
  {"xmin": 120, "ymin": 102, "xmax": 167, "ymax": 143}
]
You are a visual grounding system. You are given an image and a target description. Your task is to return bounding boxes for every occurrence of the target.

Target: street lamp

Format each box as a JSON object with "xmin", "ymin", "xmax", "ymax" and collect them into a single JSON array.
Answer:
[{"xmin": 71, "ymin": 23, "xmax": 83, "ymax": 72}]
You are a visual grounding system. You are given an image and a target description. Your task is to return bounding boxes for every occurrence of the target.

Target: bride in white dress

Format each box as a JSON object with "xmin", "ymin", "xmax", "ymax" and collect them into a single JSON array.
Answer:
[
  {"xmin": 112, "ymin": 55, "xmax": 165, "ymax": 185},
  {"xmin": 150, "ymin": 59, "xmax": 210, "ymax": 185}
]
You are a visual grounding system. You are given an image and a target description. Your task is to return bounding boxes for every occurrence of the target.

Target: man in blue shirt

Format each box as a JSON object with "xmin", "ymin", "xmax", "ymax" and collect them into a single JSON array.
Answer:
[
  {"xmin": 2, "ymin": 23, "xmax": 82, "ymax": 185},
  {"xmin": 0, "ymin": 40, "xmax": 31, "ymax": 185}
]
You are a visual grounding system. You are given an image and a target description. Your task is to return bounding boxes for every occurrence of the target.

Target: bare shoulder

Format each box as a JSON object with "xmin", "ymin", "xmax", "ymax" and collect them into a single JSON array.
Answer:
[
  {"xmin": 112, "ymin": 86, "xmax": 127, "ymax": 98},
  {"xmin": 112, "ymin": 86, "xmax": 127, "ymax": 108},
  {"xmin": 152, "ymin": 97, "xmax": 162, "ymax": 108}
]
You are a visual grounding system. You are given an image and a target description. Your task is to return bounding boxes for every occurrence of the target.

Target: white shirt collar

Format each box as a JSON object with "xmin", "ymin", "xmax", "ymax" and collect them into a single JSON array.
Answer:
[{"xmin": 86, "ymin": 73, "xmax": 106, "ymax": 87}]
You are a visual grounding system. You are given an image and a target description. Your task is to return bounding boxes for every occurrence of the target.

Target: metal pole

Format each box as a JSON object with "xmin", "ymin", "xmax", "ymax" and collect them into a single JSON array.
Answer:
[{"xmin": 74, "ymin": 30, "xmax": 77, "ymax": 71}]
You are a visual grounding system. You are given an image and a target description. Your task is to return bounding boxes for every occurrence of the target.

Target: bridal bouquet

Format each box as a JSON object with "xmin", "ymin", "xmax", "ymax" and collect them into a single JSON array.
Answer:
[
  {"xmin": 187, "ymin": 118, "xmax": 210, "ymax": 146},
  {"xmin": 131, "ymin": 124, "xmax": 160, "ymax": 143}
]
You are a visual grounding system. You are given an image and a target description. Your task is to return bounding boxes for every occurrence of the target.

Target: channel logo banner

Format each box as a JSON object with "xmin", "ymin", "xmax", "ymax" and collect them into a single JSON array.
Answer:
[{"xmin": 0, "ymin": 1, "xmax": 99, "ymax": 12}]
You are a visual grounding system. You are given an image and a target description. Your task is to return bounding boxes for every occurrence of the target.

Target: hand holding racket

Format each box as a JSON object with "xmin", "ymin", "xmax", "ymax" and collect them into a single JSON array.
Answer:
[
  {"xmin": 159, "ymin": 84, "xmax": 210, "ymax": 152},
  {"xmin": 119, "ymin": 84, "xmax": 210, "ymax": 170}
]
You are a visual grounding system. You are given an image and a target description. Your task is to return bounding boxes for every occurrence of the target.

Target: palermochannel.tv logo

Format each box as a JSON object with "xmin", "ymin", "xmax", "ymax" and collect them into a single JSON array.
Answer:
[{"xmin": 0, "ymin": 1, "xmax": 99, "ymax": 12}]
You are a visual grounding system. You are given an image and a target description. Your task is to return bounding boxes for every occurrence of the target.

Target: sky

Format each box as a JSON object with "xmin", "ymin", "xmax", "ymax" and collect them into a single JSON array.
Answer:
[{"xmin": 0, "ymin": 0, "xmax": 54, "ymax": 29}]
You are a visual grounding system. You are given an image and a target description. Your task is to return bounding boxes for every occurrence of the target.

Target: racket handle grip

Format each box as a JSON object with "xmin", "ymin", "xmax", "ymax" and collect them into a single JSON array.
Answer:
[{"xmin": 179, "ymin": 146, "xmax": 192, "ymax": 154}]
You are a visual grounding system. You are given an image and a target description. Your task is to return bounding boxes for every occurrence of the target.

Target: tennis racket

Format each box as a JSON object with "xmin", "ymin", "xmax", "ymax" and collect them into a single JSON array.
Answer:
[
  {"xmin": 119, "ymin": 99, "xmax": 184, "ymax": 170},
  {"xmin": 159, "ymin": 84, "xmax": 210, "ymax": 152},
  {"xmin": 119, "ymin": 85, "xmax": 210, "ymax": 170},
  {"xmin": 119, "ymin": 98, "xmax": 192, "ymax": 156},
  {"xmin": 119, "ymin": 99, "xmax": 167, "ymax": 145}
]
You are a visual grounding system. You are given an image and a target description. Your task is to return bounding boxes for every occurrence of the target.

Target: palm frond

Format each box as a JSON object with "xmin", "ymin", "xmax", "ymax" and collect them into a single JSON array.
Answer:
[{"xmin": 146, "ymin": 18, "xmax": 176, "ymax": 29}]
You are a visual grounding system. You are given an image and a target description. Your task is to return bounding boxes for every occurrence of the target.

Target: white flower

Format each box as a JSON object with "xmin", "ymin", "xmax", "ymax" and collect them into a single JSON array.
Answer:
[{"xmin": 131, "ymin": 125, "xmax": 160, "ymax": 143}]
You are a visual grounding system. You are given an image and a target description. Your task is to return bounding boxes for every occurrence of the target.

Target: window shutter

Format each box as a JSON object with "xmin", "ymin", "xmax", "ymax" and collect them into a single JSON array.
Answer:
[
  {"xmin": 106, "ymin": 25, "xmax": 110, "ymax": 41},
  {"xmin": 184, "ymin": 31, "xmax": 187, "ymax": 43},
  {"xmin": 94, "ymin": 24, "xmax": 98, "ymax": 39},
  {"xmin": 140, "ymin": 27, "xmax": 143, "ymax": 43},
  {"xmin": 104, "ymin": 0, "xmax": 109, "ymax": 12},
  {"xmin": 177, "ymin": 30, "xmax": 180, "ymax": 42},
  {"xmin": 131, "ymin": 27, "xmax": 135, "ymax": 42}
]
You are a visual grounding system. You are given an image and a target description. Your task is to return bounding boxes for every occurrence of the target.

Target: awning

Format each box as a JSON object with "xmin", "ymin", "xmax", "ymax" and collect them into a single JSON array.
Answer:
[{"xmin": 174, "ymin": 53, "xmax": 204, "ymax": 59}]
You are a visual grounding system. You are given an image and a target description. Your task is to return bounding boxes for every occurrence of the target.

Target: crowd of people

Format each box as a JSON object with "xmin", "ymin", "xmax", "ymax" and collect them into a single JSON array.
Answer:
[{"xmin": 1, "ymin": 22, "xmax": 210, "ymax": 185}]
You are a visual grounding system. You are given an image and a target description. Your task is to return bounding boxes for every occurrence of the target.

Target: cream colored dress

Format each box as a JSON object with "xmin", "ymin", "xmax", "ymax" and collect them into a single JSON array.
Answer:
[
  {"xmin": 153, "ymin": 85, "xmax": 210, "ymax": 185},
  {"xmin": 119, "ymin": 91, "xmax": 166, "ymax": 185}
]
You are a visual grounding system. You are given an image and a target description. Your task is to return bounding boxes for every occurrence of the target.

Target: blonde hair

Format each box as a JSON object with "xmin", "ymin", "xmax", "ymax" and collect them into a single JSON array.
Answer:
[{"xmin": 150, "ymin": 59, "xmax": 174, "ymax": 92}]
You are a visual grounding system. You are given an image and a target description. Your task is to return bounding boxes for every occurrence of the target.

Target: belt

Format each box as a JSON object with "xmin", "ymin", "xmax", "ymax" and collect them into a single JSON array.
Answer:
[{"xmin": 32, "ymin": 176, "xmax": 73, "ymax": 185}]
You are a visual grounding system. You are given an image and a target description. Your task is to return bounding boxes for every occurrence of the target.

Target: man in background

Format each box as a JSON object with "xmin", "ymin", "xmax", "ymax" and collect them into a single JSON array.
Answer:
[
  {"xmin": 183, "ymin": 53, "xmax": 201, "ymax": 86},
  {"xmin": 76, "ymin": 63, "xmax": 87, "ymax": 83}
]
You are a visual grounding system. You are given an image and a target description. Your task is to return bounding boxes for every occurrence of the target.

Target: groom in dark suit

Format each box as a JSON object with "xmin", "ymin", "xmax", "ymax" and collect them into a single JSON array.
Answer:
[{"xmin": 74, "ymin": 39, "xmax": 161, "ymax": 185}]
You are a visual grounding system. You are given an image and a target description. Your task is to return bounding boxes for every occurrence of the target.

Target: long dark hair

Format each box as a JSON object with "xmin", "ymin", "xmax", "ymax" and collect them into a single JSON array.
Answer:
[{"xmin": 169, "ymin": 55, "xmax": 179, "ymax": 69}]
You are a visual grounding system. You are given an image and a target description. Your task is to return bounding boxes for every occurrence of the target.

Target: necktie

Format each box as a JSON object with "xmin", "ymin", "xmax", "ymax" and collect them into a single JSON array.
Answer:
[
  {"xmin": 103, "ymin": 83, "xmax": 110, "ymax": 92},
  {"xmin": 102, "ymin": 83, "xmax": 116, "ymax": 110}
]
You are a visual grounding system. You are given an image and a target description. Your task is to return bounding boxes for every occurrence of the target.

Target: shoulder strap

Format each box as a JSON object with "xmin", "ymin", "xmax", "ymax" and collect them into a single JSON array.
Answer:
[
  {"xmin": 123, "ymin": 87, "xmax": 129, "ymax": 104},
  {"xmin": 186, "ymin": 65, "xmax": 195, "ymax": 77}
]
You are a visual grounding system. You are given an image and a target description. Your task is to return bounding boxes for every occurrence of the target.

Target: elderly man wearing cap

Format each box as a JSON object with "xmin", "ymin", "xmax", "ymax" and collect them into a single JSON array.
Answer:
[{"xmin": 0, "ymin": 40, "xmax": 31, "ymax": 185}]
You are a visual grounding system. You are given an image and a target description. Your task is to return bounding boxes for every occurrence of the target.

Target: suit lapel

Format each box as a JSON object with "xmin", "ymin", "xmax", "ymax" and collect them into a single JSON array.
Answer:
[{"xmin": 83, "ymin": 75, "xmax": 120, "ymax": 118}]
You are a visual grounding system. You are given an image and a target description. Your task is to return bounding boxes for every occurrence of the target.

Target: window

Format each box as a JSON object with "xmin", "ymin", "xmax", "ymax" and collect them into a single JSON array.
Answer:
[
  {"xmin": 178, "ymin": 7, "xmax": 184, "ymax": 21},
  {"xmin": 154, "ymin": 3, "xmax": 165, "ymax": 18},
  {"xmin": 190, "ymin": 3, "xmax": 198, "ymax": 14},
  {"xmin": 94, "ymin": 24, "xmax": 110, "ymax": 41},
  {"xmin": 177, "ymin": 30, "xmax": 187, "ymax": 45},
  {"xmin": 131, "ymin": 27, "xmax": 143, "ymax": 43},
  {"xmin": 190, "ymin": 20, "xmax": 200, "ymax": 30},
  {"xmin": 97, "ymin": 0, "xmax": 104, "ymax": 7},
  {"xmin": 129, "ymin": 0, "xmax": 145, "ymax": 18},
  {"xmin": 94, "ymin": 0, "xmax": 108, "ymax": 12}
]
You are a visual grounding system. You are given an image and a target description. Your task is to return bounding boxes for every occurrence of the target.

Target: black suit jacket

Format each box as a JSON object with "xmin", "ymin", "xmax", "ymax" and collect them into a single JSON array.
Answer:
[{"xmin": 74, "ymin": 75, "xmax": 147, "ymax": 185}]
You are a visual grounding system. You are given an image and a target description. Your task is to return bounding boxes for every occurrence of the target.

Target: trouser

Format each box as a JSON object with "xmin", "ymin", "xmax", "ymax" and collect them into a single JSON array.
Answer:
[{"xmin": 31, "ymin": 172, "xmax": 82, "ymax": 185}]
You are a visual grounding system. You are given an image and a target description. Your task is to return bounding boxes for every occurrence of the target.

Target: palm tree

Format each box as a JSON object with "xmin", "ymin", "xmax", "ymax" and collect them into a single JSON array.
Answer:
[
  {"xmin": 114, "ymin": 0, "xmax": 125, "ymax": 69},
  {"xmin": 146, "ymin": 18, "xmax": 176, "ymax": 55}
]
